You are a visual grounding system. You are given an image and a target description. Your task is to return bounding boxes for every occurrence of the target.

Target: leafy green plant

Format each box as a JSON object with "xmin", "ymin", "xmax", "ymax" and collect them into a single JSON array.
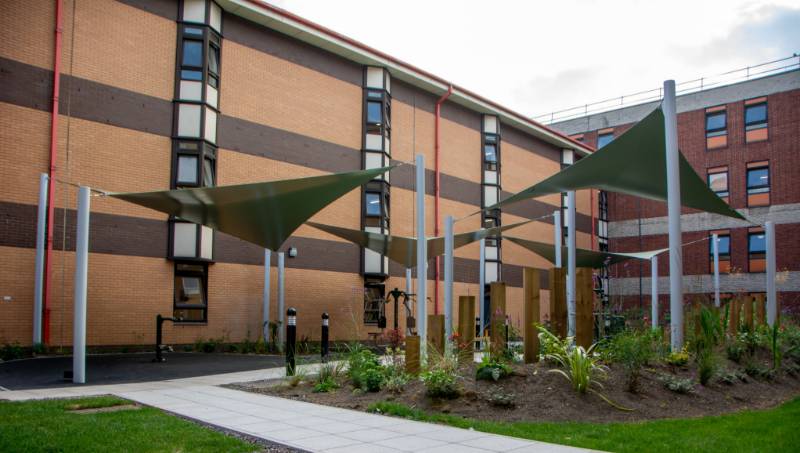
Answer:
[
  {"xmin": 384, "ymin": 373, "xmax": 410, "ymax": 393},
  {"xmin": 1, "ymin": 342, "xmax": 25, "ymax": 361},
  {"xmin": 32, "ymin": 342, "xmax": 46, "ymax": 355},
  {"xmin": 345, "ymin": 343, "xmax": 382, "ymax": 390},
  {"xmin": 485, "ymin": 389, "xmax": 515, "ymax": 408},
  {"xmin": 693, "ymin": 306, "xmax": 722, "ymax": 386},
  {"xmin": 666, "ymin": 349, "xmax": 689, "ymax": 367},
  {"xmin": 744, "ymin": 361, "xmax": 775, "ymax": 380},
  {"xmin": 606, "ymin": 329, "xmax": 658, "ymax": 392},
  {"xmin": 768, "ymin": 323, "xmax": 782, "ymax": 370},
  {"xmin": 420, "ymin": 344, "xmax": 462, "ymax": 398},
  {"xmin": 420, "ymin": 369, "xmax": 460, "ymax": 398},
  {"xmin": 718, "ymin": 369, "xmax": 747, "ymax": 385},
  {"xmin": 659, "ymin": 374, "xmax": 694, "ymax": 394},
  {"xmin": 538, "ymin": 324, "xmax": 569, "ymax": 359},
  {"xmin": 726, "ymin": 339, "xmax": 745, "ymax": 363},
  {"xmin": 363, "ymin": 367, "xmax": 384, "ymax": 392},
  {"xmin": 476, "ymin": 355, "xmax": 513, "ymax": 382},
  {"xmin": 312, "ymin": 377, "xmax": 338, "ymax": 393}
]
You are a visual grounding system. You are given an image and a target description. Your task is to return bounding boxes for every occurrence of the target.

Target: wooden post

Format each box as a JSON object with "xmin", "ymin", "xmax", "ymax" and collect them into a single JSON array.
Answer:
[
  {"xmin": 427, "ymin": 314, "xmax": 445, "ymax": 355},
  {"xmin": 458, "ymin": 296, "xmax": 475, "ymax": 355},
  {"xmin": 743, "ymin": 295, "xmax": 754, "ymax": 331},
  {"xmin": 575, "ymin": 268, "xmax": 594, "ymax": 348},
  {"xmin": 489, "ymin": 282, "xmax": 507, "ymax": 354},
  {"xmin": 549, "ymin": 267, "xmax": 567, "ymax": 338},
  {"xmin": 728, "ymin": 298, "xmax": 739, "ymax": 336},
  {"xmin": 755, "ymin": 294, "xmax": 766, "ymax": 326},
  {"xmin": 405, "ymin": 335, "xmax": 420, "ymax": 375},
  {"xmin": 523, "ymin": 268, "xmax": 540, "ymax": 363}
]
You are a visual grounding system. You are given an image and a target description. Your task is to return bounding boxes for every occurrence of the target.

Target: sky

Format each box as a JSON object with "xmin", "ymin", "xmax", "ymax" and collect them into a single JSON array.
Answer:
[{"xmin": 268, "ymin": 0, "xmax": 799, "ymax": 121}]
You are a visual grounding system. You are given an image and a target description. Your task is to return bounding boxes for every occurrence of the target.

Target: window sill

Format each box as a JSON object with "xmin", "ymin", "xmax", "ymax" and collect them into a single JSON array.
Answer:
[{"xmin": 173, "ymin": 322, "xmax": 208, "ymax": 326}]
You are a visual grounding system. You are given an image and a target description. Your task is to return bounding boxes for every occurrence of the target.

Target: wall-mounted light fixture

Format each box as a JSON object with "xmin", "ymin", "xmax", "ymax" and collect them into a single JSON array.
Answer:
[{"xmin": 288, "ymin": 247, "xmax": 298, "ymax": 258}]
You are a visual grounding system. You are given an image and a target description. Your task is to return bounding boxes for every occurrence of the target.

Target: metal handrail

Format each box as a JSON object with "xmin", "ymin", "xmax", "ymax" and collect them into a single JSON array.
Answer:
[{"xmin": 533, "ymin": 54, "xmax": 800, "ymax": 125}]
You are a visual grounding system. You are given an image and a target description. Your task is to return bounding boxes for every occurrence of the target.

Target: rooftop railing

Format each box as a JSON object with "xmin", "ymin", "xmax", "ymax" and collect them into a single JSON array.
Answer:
[{"xmin": 533, "ymin": 53, "xmax": 800, "ymax": 125}]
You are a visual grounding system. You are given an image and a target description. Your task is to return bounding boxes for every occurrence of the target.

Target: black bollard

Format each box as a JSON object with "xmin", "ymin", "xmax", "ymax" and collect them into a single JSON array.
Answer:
[
  {"xmin": 321, "ymin": 312, "xmax": 329, "ymax": 362},
  {"xmin": 153, "ymin": 314, "xmax": 176, "ymax": 363},
  {"xmin": 286, "ymin": 307, "xmax": 297, "ymax": 375}
]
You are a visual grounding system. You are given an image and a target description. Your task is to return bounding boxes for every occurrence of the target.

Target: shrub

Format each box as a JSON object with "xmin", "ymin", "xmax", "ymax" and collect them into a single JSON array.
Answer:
[
  {"xmin": 538, "ymin": 324, "xmax": 569, "ymax": 360},
  {"xmin": 697, "ymin": 349, "xmax": 717, "ymax": 385},
  {"xmin": 1, "ymin": 342, "xmax": 25, "ymax": 361},
  {"xmin": 312, "ymin": 377, "xmax": 338, "ymax": 393},
  {"xmin": 693, "ymin": 306, "xmax": 722, "ymax": 386},
  {"xmin": 363, "ymin": 367, "xmax": 384, "ymax": 392},
  {"xmin": 718, "ymin": 369, "xmax": 747, "ymax": 385},
  {"xmin": 420, "ymin": 345, "xmax": 461, "ymax": 398},
  {"xmin": 317, "ymin": 361, "xmax": 345, "ymax": 385},
  {"xmin": 660, "ymin": 374, "xmax": 694, "ymax": 394},
  {"xmin": 345, "ymin": 343, "xmax": 382, "ymax": 390},
  {"xmin": 384, "ymin": 373, "xmax": 410, "ymax": 393},
  {"xmin": 476, "ymin": 355, "xmax": 513, "ymax": 382},
  {"xmin": 420, "ymin": 369, "xmax": 460, "ymax": 398},
  {"xmin": 607, "ymin": 329, "xmax": 658, "ymax": 392},
  {"xmin": 744, "ymin": 361, "xmax": 775, "ymax": 380},
  {"xmin": 726, "ymin": 339, "xmax": 745, "ymax": 363},
  {"xmin": 485, "ymin": 389, "xmax": 515, "ymax": 408},
  {"xmin": 32, "ymin": 342, "xmax": 46, "ymax": 355},
  {"xmin": 666, "ymin": 349, "xmax": 689, "ymax": 367}
]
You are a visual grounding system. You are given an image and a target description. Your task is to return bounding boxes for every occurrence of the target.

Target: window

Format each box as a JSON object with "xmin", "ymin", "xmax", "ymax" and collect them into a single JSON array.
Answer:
[
  {"xmin": 745, "ymin": 97, "xmax": 768, "ymax": 142},
  {"xmin": 177, "ymin": 155, "xmax": 199, "ymax": 184},
  {"xmin": 182, "ymin": 40, "xmax": 203, "ymax": 67},
  {"xmin": 707, "ymin": 167, "xmax": 729, "ymax": 200},
  {"xmin": 363, "ymin": 284, "xmax": 385, "ymax": 326},
  {"xmin": 748, "ymin": 229, "xmax": 766, "ymax": 272},
  {"xmin": 484, "ymin": 144, "xmax": 497, "ymax": 163},
  {"xmin": 367, "ymin": 100, "xmax": 382, "ymax": 125},
  {"xmin": 597, "ymin": 132, "xmax": 614, "ymax": 148},
  {"xmin": 746, "ymin": 162, "xmax": 770, "ymax": 207},
  {"xmin": 705, "ymin": 106, "xmax": 727, "ymax": 149},
  {"xmin": 365, "ymin": 192, "xmax": 382, "ymax": 216},
  {"xmin": 173, "ymin": 263, "xmax": 208, "ymax": 322},
  {"xmin": 709, "ymin": 232, "xmax": 731, "ymax": 273}
]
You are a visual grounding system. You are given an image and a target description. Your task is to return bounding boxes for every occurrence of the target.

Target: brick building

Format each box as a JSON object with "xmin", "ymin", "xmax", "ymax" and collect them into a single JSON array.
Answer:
[
  {"xmin": 550, "ymin": 69, "xmax": 800, "ymax": 320},
  {"xmin": 0, "ymin": 0, "xmax": 595, "ymax": 348}
]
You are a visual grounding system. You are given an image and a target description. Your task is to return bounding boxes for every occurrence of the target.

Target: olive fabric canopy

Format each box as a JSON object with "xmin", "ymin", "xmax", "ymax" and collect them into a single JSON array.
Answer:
[
  {"xmin": 505, "ymin": 236, "xmax": 668, "ymax": 269},
  {"xmin": 307, "ymin": 220, "xmax": 531, "ymax": 268},
  {"xmin": 109, "ymin": 166, "xmax": 394, "ymax": 251},
  {"xmin": 487, "ymin": 107, "xmax": 744, "ymax": 220}
]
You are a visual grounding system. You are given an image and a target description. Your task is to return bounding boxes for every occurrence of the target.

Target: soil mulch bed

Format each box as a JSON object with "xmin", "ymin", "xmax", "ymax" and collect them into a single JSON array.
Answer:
[{"xmin": 227, "ymin": 357, "xmax": 800, "ymax": 424}]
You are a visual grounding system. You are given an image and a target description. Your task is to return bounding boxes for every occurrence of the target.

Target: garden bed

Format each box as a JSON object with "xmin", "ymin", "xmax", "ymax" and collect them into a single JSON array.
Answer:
[{"xmin": 229, "ymin": 354, "xmax": 800, "ymax": 424}]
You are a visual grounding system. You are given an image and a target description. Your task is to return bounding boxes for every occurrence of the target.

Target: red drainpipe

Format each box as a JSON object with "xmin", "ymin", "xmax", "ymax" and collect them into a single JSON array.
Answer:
[
  {"xmin": 433, "ymin": 85, "xmax": 453, "ymax": 315},
  {"xmin": 591, "ymin": 190, "xmax": 596, "ymax": 250},
  {"xmin": 43, "ymin": 0, "xmax": 65, "ymax": 344}
]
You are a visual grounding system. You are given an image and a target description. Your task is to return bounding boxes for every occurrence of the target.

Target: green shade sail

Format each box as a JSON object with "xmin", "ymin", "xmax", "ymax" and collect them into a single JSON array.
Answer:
[
  {"xmin": 487, "ymin": 107, "xmax": 744, "ymax": 220},
  {"xmin": 110, "ymin": 166, "xmax": 394, "ymax": 251},
  {"xmin": 307, "ymin": 220, "xmax": 531, "ymax": 268},
  {"xmin": 505, "ymin": 236, "xmax": 668, "ymax": 269}
]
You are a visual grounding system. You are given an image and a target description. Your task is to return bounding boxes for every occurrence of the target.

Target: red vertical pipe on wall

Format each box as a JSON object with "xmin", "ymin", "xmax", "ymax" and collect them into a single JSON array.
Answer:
[
  {"xmin": 591, "ymin": 190, "xmax": 595, "ymax": 250},
  {"xmin": 43, "ymin": 0, "xmax": 65, "ymax": 344},
  {"xmin": 433, "ymin": 86, "xmax": 453, "ymax": 315}
]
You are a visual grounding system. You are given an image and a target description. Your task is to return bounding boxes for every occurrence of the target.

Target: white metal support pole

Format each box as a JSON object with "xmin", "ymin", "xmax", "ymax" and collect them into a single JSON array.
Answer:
[
  {"xmin": 277, "ymin": 252, "xmax": 285, "ymax": 345},
  {"xmin": 415, "ymin": 154, "xmax": 427, "ymax": 358},
  {"xmin": 712, "ymin": 233, "xmax": 720, "ymax": 307},
  {"xmin": 566, "ymin": 190, "xmax": 576, "ymax": 338},
  {"xmin": 766, "ymin": 221, "xmax": 777, "ymax": 326},
  {"xmin": 33, "ymin": 173, "xmax": 48, "ymax": 345},
  {"xmin": 444, "ymin": 215, "xmax": 454, "ymax": 351},
  {"xmin": 553, "ymin": 210, "xmax": 562, "ymax": 268},
  {"xmin": 663, "ymin": 79, "xmax": 684, "ymax": 350},
  {"xmin": 479, "ymin": 236, "xmax": 486, "ymax": 339},
  {"xmin": 405, "ymin": 268, "xmax": 412, "ymax": 294},
  {"xmin": 263, "ymin": 249, "xmax": 271, "ymax": 344},
  {"xmin": 73, "ymin": 186, "xmax": 90, "ymax": 384},
  {"xmin": 651, "ymin": 255, "xmax": 658, "ymax": 329}
]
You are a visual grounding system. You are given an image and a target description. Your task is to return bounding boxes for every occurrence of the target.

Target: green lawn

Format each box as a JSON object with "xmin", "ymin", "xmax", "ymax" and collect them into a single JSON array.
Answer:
[
  {"xmin": 0, "ymin": 396, "xmax": 257, "ymax": 453},
  {"xmin": 369, "ymin": 397, "xmax": 800, "ymax": 453}
]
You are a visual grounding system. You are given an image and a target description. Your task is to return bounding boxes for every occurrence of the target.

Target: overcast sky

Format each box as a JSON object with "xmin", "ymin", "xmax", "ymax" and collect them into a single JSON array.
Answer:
[{"xmin": 269, "ymin": 0, "xmax": 799, "ymax": 120}]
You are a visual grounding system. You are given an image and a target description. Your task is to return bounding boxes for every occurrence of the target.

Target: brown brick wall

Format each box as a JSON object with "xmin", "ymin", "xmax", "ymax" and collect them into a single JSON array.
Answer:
[{"xmin": 0, "ymin": 0, "xmax": 592, "ymax": 346}]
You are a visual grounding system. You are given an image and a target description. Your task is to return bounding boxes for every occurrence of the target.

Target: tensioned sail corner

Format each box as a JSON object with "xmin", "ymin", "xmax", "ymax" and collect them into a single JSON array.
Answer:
[
  {"xmin": 109, "ymin": 166, "xmax": 395, "ymax": 251},
  {"xmin": 308, "ymin": 220, "xmax": 533, "ymax": 268},
  {"xmin": 505, "ymin": 236, "xmax": 668, "ymax": 269},
  {"xmin": 486, "ymin": 107, "xmax": 745, "ymax": 220}
]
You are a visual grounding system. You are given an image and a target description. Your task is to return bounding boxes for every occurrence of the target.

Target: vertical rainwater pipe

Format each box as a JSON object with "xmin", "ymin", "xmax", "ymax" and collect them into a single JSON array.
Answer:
[
  {"xmin": 433, "ymin": 85, "xmax": 453, "ymax": 315},
  {"xmin": 44, "ymin": 0, "xmax": 65, "ymax": 344}
]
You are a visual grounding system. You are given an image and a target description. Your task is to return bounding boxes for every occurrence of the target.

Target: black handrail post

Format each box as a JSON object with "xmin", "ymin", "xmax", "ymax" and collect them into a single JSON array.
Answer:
[
  {"xmin": 286, "ymin": 307, "xmax": 297, "ymax": 375},
  {"xmin": 321, "ymin": 312, "xmax": 329, "ymax": 362}
]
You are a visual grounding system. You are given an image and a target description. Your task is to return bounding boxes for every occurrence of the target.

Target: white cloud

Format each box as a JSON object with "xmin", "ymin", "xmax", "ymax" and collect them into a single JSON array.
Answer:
[{"xmin": 266, "ymin": 0, "xmax": 799, "ymax": 116}]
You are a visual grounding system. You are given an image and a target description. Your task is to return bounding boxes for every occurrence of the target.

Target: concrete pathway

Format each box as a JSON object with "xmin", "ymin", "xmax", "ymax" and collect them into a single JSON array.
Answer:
[{"xmin": 1, "ymin": 365, "xmax": 599, "ymax": 453}]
